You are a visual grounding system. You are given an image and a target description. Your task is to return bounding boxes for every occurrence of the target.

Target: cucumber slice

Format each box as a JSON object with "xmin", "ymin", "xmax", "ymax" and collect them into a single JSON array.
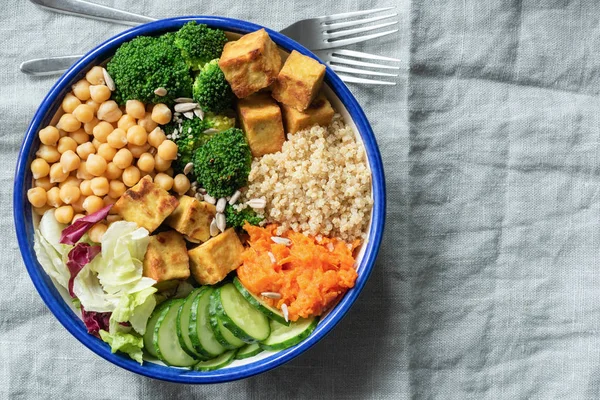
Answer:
[
  {"xmin": 235, "ymin": 343, "xmax": 264, "ymax": 360},
  {"xmin": 259, "ymin": 317, "xmax": 319, "ymax": 351},
  {"xmin": 143, "ymin": 300, "xmax": 171, "ymax": 358},
  {"xmin": 214, "ymin": 283, "xmax": 271, "ymax": 343},
  {"xmin": 209, "ymin": 290, "xmax": 246, "ymax": 349},
  {"xmin": 233, "ymin": 277, "xmax": 289, "ymax": 326},
  {"xmin": 193, "ymin": 350, "xmax": 237, "ymax": 371},
  {"xmin": 153, "ymin": 299, "xmax": 197, "ymax": 367},
  {"xmin": 189, "ymin": 287, "xmax": 226, "ymax": 358},
  {"xmin": 176, "ymin": 288, "xmax": 207, "ymax": 359}
]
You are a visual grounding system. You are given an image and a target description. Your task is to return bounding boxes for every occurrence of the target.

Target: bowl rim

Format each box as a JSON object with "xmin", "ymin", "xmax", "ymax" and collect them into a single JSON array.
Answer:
[{"xmin": 13, "ymin": 16, "xmax": 386, "ymax": 384}]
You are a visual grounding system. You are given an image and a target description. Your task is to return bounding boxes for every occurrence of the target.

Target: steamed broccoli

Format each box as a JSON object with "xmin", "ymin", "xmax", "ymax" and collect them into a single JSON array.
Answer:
[
  {"xmin": 106, "ymin": 34, "xmax": 193, "ymax": 105},
  {"xmin": 224, "ymin": 204, "xmax": 263, "ymax": 229},
  {"xmin": 193, "ymin": 128, "xmax": 252, "ymax": 198},
  {"xmin": 174, "ymin": 22, "xmax": 228, "ymax": 70},
  {"xmin": 193, "ymin": 59, "xmax": 234, "ymax": 113}
]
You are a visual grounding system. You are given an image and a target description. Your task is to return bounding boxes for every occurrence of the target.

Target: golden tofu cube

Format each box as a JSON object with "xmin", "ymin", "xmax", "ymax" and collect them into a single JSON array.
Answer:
[
  {"xmin": 281, "ymin": 93, "xmax": 335, "ymax": 133},
  {"xmin": 272, "ymin": 50, "xmax": 326, "ymax": 111},
  {"xmin": 218, "ymin": 29, "xmax": 282, "ymax": 99},
  {"xmin": 165, "ymin": 195, "xmax": 216, "ymax": 242},
  {"xmin": 237, "ymin": 93, "xmax": 285, "ymax": 157},
  {"xmin": 113, "ymin": 175, "xmax": 179, "ymax": 233},
  {"xmin": 188, "ymin": 228, "xmax": 244, "ymax": 285},
  {"xmin": 143, "ymin": 231, "xmax": 190, "ymax": 282}
]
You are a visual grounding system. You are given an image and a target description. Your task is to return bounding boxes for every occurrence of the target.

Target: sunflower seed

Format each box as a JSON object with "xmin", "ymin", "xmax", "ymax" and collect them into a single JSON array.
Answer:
[
  {"xmin": 261, "ymin": 291, "xmax": 281, "ymax": 299},
  {"xmin": 216, "ymin": 197, "xmax": 227, "ymax": 213},
  {"xmin": 195, "ymin": 192, "xmax": 204, "ymax": 201},
  {"xmin": 246, "ymin": 198, "xmax": 267, "ymax": 209},
  {"xmin": 183, "ymin": 111, "xmax": 194, "ymax": 119},
  {"xmin": 210, "ymin": 218, "xmax": 219, "ymax": 237},
  {"xmin": 198, "ymin": 188, "xmax": 207, "ymax": 195},
  {"xmin": 228, "ymin": 190, "xmax": 241, "ymax": 205},
  {"xmin": 271, "ymin": 236, "xmax": 292, "ymax": 246},
  {"xmin": 194, "ymin": 108, "xmax": 204, "ymax": 120},
  {"xmin": 102, "ymin": 68, "xmax": 116, "ymax": 91},
  {"xmin": 216, "ymin": 213, "xmax": 226, "ymax": 232},
  {"xmin": 267, "ymin": 251, "xmax": 276, "ymax": 264},
  {"xmin": 204, "ymin": 194, "xmax": 216, "ymax": 204},
  {"xmin": 281, "ymin": 303, "xmax": 289, "ymax": 322},
  {"xmin": 175, "ymin": 97, "xmax": 194, "ymax": 103},
  {"xmin": 203, "ymin": 128, "xmax": 220, "ymax": 134},
  {"xmin": 327, "ymin": 242, "xmax": 334, "ymax": 252},
  {"xmin": 183, "ymin": 162, "xmax": 194, "ymax": 175},
  {"xmin": 154, "ymin": 87, "xmax": 167, "ymax": 96},
  {"xmin": 174, "ymin": 103, "xmax": 198, "ymax": 113}
]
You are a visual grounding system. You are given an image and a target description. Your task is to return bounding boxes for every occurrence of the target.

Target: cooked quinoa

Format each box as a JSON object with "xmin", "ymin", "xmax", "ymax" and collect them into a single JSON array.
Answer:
[{"xmin": 243, "ymin": 114, "xmax": 372, "ymax": 242}]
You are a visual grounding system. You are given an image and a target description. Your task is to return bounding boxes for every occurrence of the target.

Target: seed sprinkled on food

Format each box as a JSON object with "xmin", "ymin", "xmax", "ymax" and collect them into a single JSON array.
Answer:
[
  {"xmin": 216, "ymin": 197, "xmax": 227, "ymax": 213},
  {"xmin": 281, "ymin": 303, "xmax": 289, "ymax": 322},
  {"xmin": 209, "ymin": 217, "xmax": 219, "ymax": 237},
  {"xmin": 271, "ymin": 236, "xmax": 292, "ymax": 246},
  {"xmin": 102, "ymin": 68, "xmax": 115, "ymax": 91},
  {"xmin": 228, "ymin": 190, "xmax": 241, "ymax": 205},
  {"xmin": 183, "ymin": 162, "xmax": 194, "ymax": 175},
  {"xmin": 261, "ymin": 291, "xmax": 281, "ymax": 299},
  {"xmin": 174, "ymin": 97, "xmax": 194, "ymax": 103},
  {"xmin": 194, "ymin": 108, "xmax": 204, "ymax": 120},
  {"xmin": 154, "ymin": 87, "xmax": 167, "ymax": 96},
  {"xmin": 216, "ymin": 212, "xmax": 226, "ymax": 232},
  {"xmin": 183, "ymin": 111, "xmax": 194, "ymax": 119},
  {"xmin": 203, "ymin": 128, "xmax": 219, "ymax": 134},
  {"xmin": 174, "ymin": 102, "xmax": 198, "ymax": 113},
  {"xmin": 246, "ymin": 198, "xmax": 266, "ymax": 209},
  {"xmin": 267, "ymin": 251, "xmax": 276, "ymax": 264},
  {"xmin": 204, "ymin": 194, "xmax": 216, "ymax": 204}
]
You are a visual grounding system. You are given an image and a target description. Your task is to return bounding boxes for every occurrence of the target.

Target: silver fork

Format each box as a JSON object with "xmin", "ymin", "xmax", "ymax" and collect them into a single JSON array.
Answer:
[{"xmin": 23, "ymin": 0, "xmax": 400, "ymax": 85}]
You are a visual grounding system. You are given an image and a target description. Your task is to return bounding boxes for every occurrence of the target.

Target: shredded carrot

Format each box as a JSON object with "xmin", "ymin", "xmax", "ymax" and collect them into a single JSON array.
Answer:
[{"xmin": 237, "ymin": 223, "xmax": 360, "ymax": 321}]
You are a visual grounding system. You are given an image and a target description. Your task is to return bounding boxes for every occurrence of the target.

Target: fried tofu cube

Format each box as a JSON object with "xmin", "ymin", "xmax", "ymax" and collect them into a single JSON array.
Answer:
[
  {"xmin": 113, "ymin": 175, "xmax": 179, "ymax": 233},
  {"xmin": 218, "ymin": 29, "xmax": 282, "ymax": 98},
  {"xmin": 281, "ymin": 93, "xmax": 335, "ymax": 133},
  {"xmin": 272, "ymin": 50, "xmax": 326, "ymax": 111},
  {"xmin": 236, "ymin": 93, "xmax": 285, "ymax": 157},
  {"xmin": 143, "ymin": 231, "xmax": 190, "ymax": 282},
  {"xmin": 165, "ymin": 195, "xmax": 216, "ymax": 242},
  {"xmin": 188, "ymin": 228, "xmax": 245, "ymax": 285}
]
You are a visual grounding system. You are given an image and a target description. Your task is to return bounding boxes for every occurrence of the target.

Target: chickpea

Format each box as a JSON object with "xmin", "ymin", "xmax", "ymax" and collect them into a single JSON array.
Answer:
[
  {"xmin": 89, "ymin": 85, "xmax": 112, "ymax": 103},
  {"xmin": 31, "ymin": 158, "xmax": 50, "ymax": 179},
  {"xmin": 107, "ymin": 128, "xmax": 127, "ymax": 149},
  {"xmin": 71, "ymin": 195, "xmax": 86, "ymax": 213},
  {"xmin": 80, "ymin": 179, "xmax": 93, "ymax": 196},
  {"xmin": 56, "ymin": 114, "xmax": 81, "ymax": 133},
  {"xmin": 59, "ymin": 150, "xmax": 81, "ymax": 173},
  {"xmin": 117, "ymin": 114, "xmax": 136, "ymax": 132},
  {"xmin": 76, "ymin": 142, "xmax": 96, "ymax": 160},
  {"xmin": 106, "ymin": 214, "xmax": 122, "ymax": 223},
  {"xmin": 84, "ymin": 118, "xmax": 100, "ymax": 135},
  {"xmin": 69, "ymin": 128, "xmax": 89, "ymax": 145},
  {"xmin": 76, "ymin": 161, "xmax": 94, "ymax": 180},
  {"xmin": 55, "ymin": 206, "xmax": 75, "ymax": 224},
  {"xmin": 35, "ymin": 177, "xmax": 54, "ymax": 191},
  {"xmin": 59, "ymin": 176, "xmax": 80, "ymax": 188},
  {"xmin": 46, "ymin": 187, "xmax": 63, "ymax": 208},
  {"xmin": 173, "ymin": 174, "xmax": 190, "ymax": 195},
  {"xmin": 85, "ymin": 66, "xmax": 105, "ymax": 85},
  {"xmin": 88, "ymin": 223, "xmax": 108, "ymax": 243},
  {"xmin": 27, "ymin": 187, "xmax": 47, "ymax": 208},
  {"xmin": 126, "ymin": 125, "xmax": 147, "ymax": 146},
  {"xmin": 113, "ymin": 148, "xmax": 133, "ymax": 169},
  {"xmin": 147, "ymin": 127, "xmax": 166, "ymax": 148},
  {"xmin": 154, "ymin": 154, "xmax": 171, "ymax": 172},
  {"xmin": 138, "ymin": 112, "xmax": 158, "ymax": 132},
  {"xmin": 153, "ymin": 173, "xmax": 174, "ymax": 191},
  {"xmin": 122, "ymin": 166, "xmax": 141, "ymax": 187},
  {"xmin": 57, "ymin": 136, "xmax": 78, "ymax": 154},
  {"xmin": 92, "ymin": 138, "xmax": 102, "ymax": 150},
  {"xmin": 151, "ymin": 103, "xmax": 172, "ymax": 125},
  {"xmin": 157, "ymin": 140, "xmax": 178, "ymax": 161},
  {"xmin": 72, "ymin": 104, "xmax": 94, "ymax": 123},
  {"xmin": 137, "ymin": 152, "xmax": 155, "ymax": 172},
  {"xmin": 49, "ymin": 163, "xmax": 69, "ymax": 183},
  {"xmin": 86, "ymin": 154, "xmax": 108, "ymax": 176},
  {"xmin": 93, "ymin": 121, "xmax": 113, "ymax": 143},
  {"xmin": 62, "ymin": 93, "xmax": 81, "ymax": 113},
  {"xmin": 35, "ymin": 145, "xmax": 60, "ymax": 163},
  {"xmin": 96, "ymin": 143, "xmax": 116, "ymax": 161},
  {"xmin": 59, "ymin": 185, "xmax": 81, "ymax": 204},
  {"xmin": 125, "ymin": 100, "xmax": 146, "ymax": 119},
  {"xmin": 39, "ymin": 126, "xmax": 60, "ymax": 146},
  {"xmin": 97, "ymin": 100, "xmax": 122, "ymax": 122},
  {"xmin": 72, "ymin": 213, "xmax": 85, "ymax": 223},
  {"xmin": 72, "ymin": 79, "xmax": 91, "ymax": 101},
  {"xmin": 83, "ymin": 195, "xmax": 104, "ymax": 214},
  {"xmin": 107, "ymin": 180, "xmax": 126, "ymax": 199},
  {"xmin": 103, "ymin": 195, "xmax": 117, "ymax": 208},
  {"xmin": 89, "ymin": 177, "xmax": 109, "ymax": 197},
  {"xmin": 104, "ymin": 162, "xmax": 123, "ymax": 180}
]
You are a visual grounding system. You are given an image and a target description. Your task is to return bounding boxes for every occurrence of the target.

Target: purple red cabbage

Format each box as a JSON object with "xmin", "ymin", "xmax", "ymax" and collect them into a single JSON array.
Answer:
[
  {"xmin": 80, "ymin": 306, "xmax": 111, "ymax": 335},
  {"xmin": 59, "ymin": 204, "xmax": 112, "ymax": 245},
  {"xmin": 66, "ymin": 243, "xmax": 101, "ymax": 297}
]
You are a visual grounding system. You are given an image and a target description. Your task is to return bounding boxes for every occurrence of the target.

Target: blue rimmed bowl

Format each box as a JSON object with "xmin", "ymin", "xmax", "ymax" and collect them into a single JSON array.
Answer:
[{"xmin": 13, "ymin": 16, "xmax": 385, "ymax": 383}]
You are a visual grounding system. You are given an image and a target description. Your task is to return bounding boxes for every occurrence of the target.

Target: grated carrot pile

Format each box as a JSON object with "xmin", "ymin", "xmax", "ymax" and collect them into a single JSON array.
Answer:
[{"xmin": 237, "ymin": 223, "xmax": 360, "ymax": 321}]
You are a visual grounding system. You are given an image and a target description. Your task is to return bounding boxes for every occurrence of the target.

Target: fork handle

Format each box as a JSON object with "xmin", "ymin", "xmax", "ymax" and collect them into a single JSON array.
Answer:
[
  {"xmin": 29, "ymin": 0, "xmax": 156, "ymax": 25},
  {"xmin": 20, "ymin": 55, "xmax": 84, "ymax": 76}
]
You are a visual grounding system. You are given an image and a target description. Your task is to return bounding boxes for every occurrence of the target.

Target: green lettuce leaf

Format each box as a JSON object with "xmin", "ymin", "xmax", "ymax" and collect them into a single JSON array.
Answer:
[
  {"xmin": 109, "ymin": 287, "xmax": 157, "ymax": 335},
  {"xmin": 99, "ymin": 329, "xmax": 144, "ymax": 364}
]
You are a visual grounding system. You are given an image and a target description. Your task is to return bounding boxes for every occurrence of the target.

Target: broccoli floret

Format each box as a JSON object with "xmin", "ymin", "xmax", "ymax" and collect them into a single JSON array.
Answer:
[
  {"xmin": 193, "ymin": 128, "xmax": 251, "ymax": 198},
  {"xmin": 174, "ymin": 22, "xmax": 228, "ymax": 71},
  {"xmin": 168, "ymin": 113, "xmax": 236, "ymax": 173},
  {"xmin": 107, "ymin": 34, "xmax": 193, "ymax": 105},
  {"xmin": 224, "ymin": 204, "xmax": 263, "ymax": 229},
  {"xmin": 193, "ymin": 59, "xmax": 234, "ymax": 113}
]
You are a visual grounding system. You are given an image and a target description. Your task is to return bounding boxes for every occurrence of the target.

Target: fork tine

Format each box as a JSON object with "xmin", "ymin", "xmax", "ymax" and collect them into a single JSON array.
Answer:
[
  {"xmin": 330, "ymin": 65, "xmax": 398, "ymax": 77},
  {"xmin": 328, "ymin": 55, "xmax": 400, "ymax": 70},
  {"xmin": 331, "ymin": 49, "xmax": 401, "ymax": 62},
  {"xmin": 337, "ymin": 74, "xmax": 397, "ymax": 86},
  {"xmin": 324, "ymin": 13, "xmax": 398, "ymax": 30},
  {"xmin": 325, "ymin": 21, "xmax": 399, "ymax": 39},
  {"xmin": 317, "ymin": 7, "xmax": 394, "ymax": 23},
  {"xmin": 324, "ymin": 29, "xmax": 399, "ymax": 48}
]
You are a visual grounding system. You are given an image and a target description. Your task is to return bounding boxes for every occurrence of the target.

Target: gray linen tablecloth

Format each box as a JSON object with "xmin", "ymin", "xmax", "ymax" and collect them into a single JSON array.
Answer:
[{"xmin": 3, "ymin": 0, "xmax": 600, "ymax": 398}]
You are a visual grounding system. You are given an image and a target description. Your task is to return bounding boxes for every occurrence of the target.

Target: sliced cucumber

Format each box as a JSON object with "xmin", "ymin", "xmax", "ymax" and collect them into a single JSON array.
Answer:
[
  {"xmin": 233, "ymin": 277, "xmax": 289, "ymax": 326},
  {"xmin": 176, "ymin": 287, "xmax": 207, "ymax": 359},
  {"xmin": 153, "ymin": 299, "xmax": 197, "ymax": 367},
  {"xmin": 143, "ymin": 300, "xmax": 172, "ymax": 358},
  {"xmin": 235, "ymin": 343, "xmax": 264, "ymax": 360},
  {"xmin": 214, "ymin": 283, "xmax": 271, "ymax": 343},
  {"xmin": 193, "ymin": 350, "xmax": 237, "ymax": 371},
  {"xmin": 209, "ymin": 290, "xmax": 246, "ymax": 349},
  {"xmin": 259, "ymin": 317, "xmax": 319, "ymax": 351},
  {"xmin": 189, "ymin": 287, "xmax": 226, "ymax": 358}
]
